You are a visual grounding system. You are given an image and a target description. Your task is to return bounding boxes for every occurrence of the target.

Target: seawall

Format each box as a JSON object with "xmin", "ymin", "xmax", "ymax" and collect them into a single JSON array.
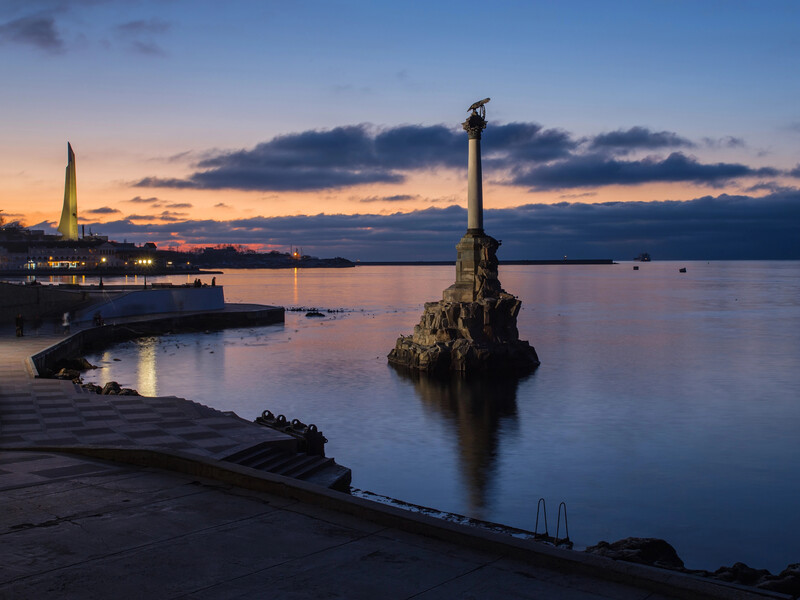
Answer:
[{"xmin": 29, "ymin": 303, "xmax": 284, "ymax": 377}]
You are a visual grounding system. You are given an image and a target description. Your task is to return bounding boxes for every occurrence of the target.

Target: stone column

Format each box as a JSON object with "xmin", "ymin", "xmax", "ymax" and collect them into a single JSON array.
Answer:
[{"xmin": 463, "ymin": 113, "xmax": 487, "ymax": 235}]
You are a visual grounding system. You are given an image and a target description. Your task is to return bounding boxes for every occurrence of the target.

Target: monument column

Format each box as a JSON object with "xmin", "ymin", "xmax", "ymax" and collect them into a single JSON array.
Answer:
[
  {"xmin": 442, "ymin": 99, "xmax": 492, "ymax": 303},
  {"xmin": 57, "ymin": 142, "xmax": 79, "ymax": 240},
  {"xmin": 463, "ymin": 111, "xmax": 487, "ymax": 235}
]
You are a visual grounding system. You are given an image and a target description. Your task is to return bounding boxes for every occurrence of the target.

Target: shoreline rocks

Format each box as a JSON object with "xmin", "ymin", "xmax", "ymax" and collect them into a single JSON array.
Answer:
[
  {"xmin": 49, "ymin": 355, "xmax": 139, "ymax": 396},
  {"xmin": 585, "ymin": 538, "xmax": 684, "ymax": 570},
  {"xmin": 586, "ymin": 537, "xmax": 800, "ymax": 596}
]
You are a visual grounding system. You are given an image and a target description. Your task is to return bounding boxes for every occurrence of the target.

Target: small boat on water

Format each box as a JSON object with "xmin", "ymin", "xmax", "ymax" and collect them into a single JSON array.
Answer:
[
  {"xmin": 634, "ymin": 253, "xmax": 651, "ymax": 262},
  {"xmin": 679, "ymin": 267, "xmax": 687, "ymax": 273}
]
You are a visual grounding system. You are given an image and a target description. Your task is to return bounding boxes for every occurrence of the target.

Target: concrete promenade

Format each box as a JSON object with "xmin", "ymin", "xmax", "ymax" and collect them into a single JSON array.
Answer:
[{"xmin": 0, "ymin": 321, "xmax": 787, "ymax": 599}]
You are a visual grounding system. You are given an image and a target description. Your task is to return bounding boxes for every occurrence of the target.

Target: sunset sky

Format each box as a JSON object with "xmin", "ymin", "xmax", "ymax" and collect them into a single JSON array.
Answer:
[{"xmin": 1, "ymin": 0, "xmax": 798, "ymax": 260}]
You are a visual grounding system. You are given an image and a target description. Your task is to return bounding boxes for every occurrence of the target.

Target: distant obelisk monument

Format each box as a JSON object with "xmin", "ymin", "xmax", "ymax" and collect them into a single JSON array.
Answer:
[
  {"xmin": 388, "ymin": 99, "xmax": 540, "ymax": 375},
  {"xmin": 57, "ymin": 142, "xmax": 78, "ymax": 240}
]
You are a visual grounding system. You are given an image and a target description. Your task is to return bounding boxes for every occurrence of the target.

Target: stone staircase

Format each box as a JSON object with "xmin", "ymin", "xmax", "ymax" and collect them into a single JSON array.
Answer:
[{"xmin": 222, "ymin": 441, "xmax": 351, "ymax": 491}]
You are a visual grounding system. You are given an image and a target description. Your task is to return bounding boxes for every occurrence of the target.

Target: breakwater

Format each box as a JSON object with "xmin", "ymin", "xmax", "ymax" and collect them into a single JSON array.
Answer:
[{"xmin": 29, "ymin": 304, "xmax": 283, "ymax": 377}]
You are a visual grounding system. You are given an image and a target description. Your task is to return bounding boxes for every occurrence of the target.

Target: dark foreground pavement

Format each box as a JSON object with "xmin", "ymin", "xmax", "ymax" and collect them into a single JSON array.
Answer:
[{"xmin": 1, "ymin": 450, "xmax": 683, "ymax": 600}]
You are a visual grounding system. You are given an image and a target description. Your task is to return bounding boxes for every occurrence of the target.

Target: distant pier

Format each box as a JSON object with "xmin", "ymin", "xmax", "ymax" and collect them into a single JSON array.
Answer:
[{"xmin": 358, "ymin": 259, "xmax": 615, "ymax": 266}]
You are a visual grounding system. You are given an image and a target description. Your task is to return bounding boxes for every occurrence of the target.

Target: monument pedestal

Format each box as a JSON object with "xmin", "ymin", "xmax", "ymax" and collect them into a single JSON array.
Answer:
[
  {"xmin": 443, "ymin": 232, "xmax": 500, "ymax": 303},
  {"xmin": 388, "ymin": 233, "xmax": 539, "ymax": 376}
]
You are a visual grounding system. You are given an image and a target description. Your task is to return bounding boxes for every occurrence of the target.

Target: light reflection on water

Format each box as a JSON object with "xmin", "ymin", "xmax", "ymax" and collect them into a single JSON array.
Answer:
[{"xmin": 82, "ymin": 262, "xmax": 800, "ymax": 572}]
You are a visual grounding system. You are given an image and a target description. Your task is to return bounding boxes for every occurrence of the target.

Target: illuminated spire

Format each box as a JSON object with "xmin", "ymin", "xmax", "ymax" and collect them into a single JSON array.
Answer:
[{"xmin": 57, "ymin": 142, "xmax": 78, "ymax": 240}]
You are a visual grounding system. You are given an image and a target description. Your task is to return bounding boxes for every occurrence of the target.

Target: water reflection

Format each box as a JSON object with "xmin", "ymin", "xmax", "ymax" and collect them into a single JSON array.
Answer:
[
  {"xmin": 136, "ymin": 338, "xmax": 158, "ymax": 396},
  {"xmin": 393, "ymin": 366, "xmax": 523, "ymax": 518}
]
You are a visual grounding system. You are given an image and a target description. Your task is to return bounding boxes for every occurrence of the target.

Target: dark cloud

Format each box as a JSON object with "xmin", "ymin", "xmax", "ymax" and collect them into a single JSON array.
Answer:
[
  {"xmin": 214, "ymin": 202, "xmax": 230, "ymax": 208},
  {"xmin": 558, "ymin": 192, "xmax": 597, "ymax": 199},
  {"xmin": 485, "ymin": 122, "xmax": 577, "ymax": 163},
  {"xmin": 115, "ymin": 18, "xmax": 170, "ymax": 35},
  {"xmin": 124, "ymin": 213, "xmax": 159, "ymax": 220},
  {"xmin": 703, "ymin": 136, "xmax": 746, "ymax": 149},
  {"xmin": 512, "ymin": 152, "xmax": 780, "ymax": 190},
  {"xmin": 28, "ymin": 220, "xmax": 58, "ymax": 234},
  {"xmin": 89, "ymin": 191, "xmax": 800, "ymax": 261},
  {"xmin": 744, "ymin": 182, "xmax": 798, "ymax": 194},
  {"xmin": 133, "ymin": 122, "xmax": 780, "ymax": 194},
  {"xmin": 136, "ymin": 125, "xmax": 404, "ymax": 191},
  {"xmin": 133, "ymin": 122, "xmax": 579, "ymax": 192},
  {"xmin": 372, "ymin": 124, "xmax": 463, "ymax": 169},
  {"xmin": 134, "ymin": 177, "xmax": 196, "ymax": 189},
  {"xmin": 114, "ymin": 18, "xmax": 169, "ymax": 56},
  {"xmin": 165, "ymin": 202, "xmax": 193, "ymax": 209},
  {"xmin": 589, "ymin": 126, "xmax": 693, "ymax": 152},
  {"xmin": 790, "ymin": 164, "xmax": 800, "ymax": 178},
  {"xmin": 85, "ymin": 206, "xmax": 120, "ymax": 214},
  {"xmin": 358, "ymin": 194, "xmax": 416, "ymax": 203},
  {"xmin": 130, "ymin": 40, "xmax": 165, "ymax": 56},
  {"xmin": 0, "ymin": 16, "xmax": 63, "ymax": 52},
  {"xmin": 162, "ymin": 150, "xmax": 194, "ymax": 163},
  {"xmin": 126, "ymin": 195, "xmax": 161, "ymax": 204}
]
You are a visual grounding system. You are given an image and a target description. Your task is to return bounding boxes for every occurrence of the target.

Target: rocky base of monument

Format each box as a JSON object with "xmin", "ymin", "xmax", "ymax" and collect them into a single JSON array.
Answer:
[
  {"xmin": 586, "ymin": 537, "xmax": 800, "ymax": 596},
  {"xmin": 388, "ymin": 293, "xmax": 540, "ymax": 375}
]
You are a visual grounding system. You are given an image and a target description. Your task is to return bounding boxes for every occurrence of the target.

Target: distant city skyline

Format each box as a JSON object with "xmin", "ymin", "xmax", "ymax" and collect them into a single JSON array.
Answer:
[{"xmin": 1, "ymin": 1, "xmax": 798, "ymax": 260}]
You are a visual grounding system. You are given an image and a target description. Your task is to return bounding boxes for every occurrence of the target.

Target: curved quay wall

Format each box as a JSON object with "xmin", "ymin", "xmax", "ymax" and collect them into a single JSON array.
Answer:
[
  {"xmin": 28, "ymin": 302, "xmax": 284, "ymax": 377},
  {"xmin": 73, "ymin": 286, "xmax": 224, "ymax": 322}
]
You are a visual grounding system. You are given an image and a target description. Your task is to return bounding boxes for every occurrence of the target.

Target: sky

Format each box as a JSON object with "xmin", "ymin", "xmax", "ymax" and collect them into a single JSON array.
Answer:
[{"xmin": 1, "ymin": 0, "xmax": 799, "ymax": 260}]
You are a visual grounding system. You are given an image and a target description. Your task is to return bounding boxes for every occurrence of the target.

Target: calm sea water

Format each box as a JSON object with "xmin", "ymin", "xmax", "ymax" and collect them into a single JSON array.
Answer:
[{"xmin": 80, "ymin": 262, "xmax": 800, "ymax": 572}]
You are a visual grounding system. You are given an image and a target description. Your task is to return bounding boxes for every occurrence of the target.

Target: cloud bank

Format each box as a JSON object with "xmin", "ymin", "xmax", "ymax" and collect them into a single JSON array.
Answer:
[
  {"xmin": 87, "ymin": 190, "xmax": 800, "ymax": 261},
  {"xmin": 134, "ymin": 122, "xmax": 786, "ymax": 193}
]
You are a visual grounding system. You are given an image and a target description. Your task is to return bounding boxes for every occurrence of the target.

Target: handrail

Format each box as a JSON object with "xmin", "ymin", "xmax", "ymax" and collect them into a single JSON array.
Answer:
[
  {"xmin": 556, "ymin": 501, "xmax": 573, "ymax": 549},
  {"xmin": 534, "ymin": 497, "xmax": 549, "ymax": 540}
]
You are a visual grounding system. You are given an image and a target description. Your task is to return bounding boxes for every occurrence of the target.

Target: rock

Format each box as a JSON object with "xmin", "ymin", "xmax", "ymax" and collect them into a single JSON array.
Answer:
[
  {"xmin": 81, "ymin": 383, "xmax": 103, "ymax": 394},
  {"xmin": 713, "ymin": 562, "xmax": 771, "ymax": 586},
  {"xmin": 55, "ymin": 368, "xmax": 82, "ymax": 382},
  {"xmin": 119, "ymin": 388, "xmax": 140, "ymax": 396},
  {"xmin": 585, "ymin": 539, "xmax": 800, "ymax": 596},
  {"xmin": 101, "ymin": 381, "xmax": 122, "ymax": 395},
  {"xmin": 56, "ymin": 357, "xmax": 97, "ymax": 371},
  {"xmin": 585, "ymin": 538, "xmax": 685, "ymax": 570},
  {"xmin": 757, "ymin": 563, "xmax": 800, "ymax": 596}
]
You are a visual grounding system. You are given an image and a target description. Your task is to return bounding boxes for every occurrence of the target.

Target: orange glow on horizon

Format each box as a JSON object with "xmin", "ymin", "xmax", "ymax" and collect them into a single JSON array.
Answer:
[{"xmin": 2, "ymin": 146, "xmax": 790, "ymax": 237}]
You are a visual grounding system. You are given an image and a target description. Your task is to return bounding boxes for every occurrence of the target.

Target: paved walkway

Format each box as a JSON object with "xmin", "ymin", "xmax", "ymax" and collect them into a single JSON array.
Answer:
[
  {"xmin": 1, "ymin": 449, "xmax": 683, "ymax": 600},
  {"xmin": 0, "ymin": 324, "xmax": 783, "ymax": 599},
  {"xmin": 0, "ymin": 324, "xmax": 293, "ymax": 459}
]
